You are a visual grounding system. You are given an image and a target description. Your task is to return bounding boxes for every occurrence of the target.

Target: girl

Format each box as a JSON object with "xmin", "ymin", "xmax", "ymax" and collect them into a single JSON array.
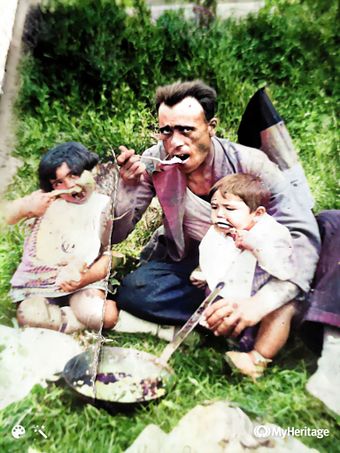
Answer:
[{"xmin": 6, "ymin": 141, "xmax": 118, "ymax": 333}]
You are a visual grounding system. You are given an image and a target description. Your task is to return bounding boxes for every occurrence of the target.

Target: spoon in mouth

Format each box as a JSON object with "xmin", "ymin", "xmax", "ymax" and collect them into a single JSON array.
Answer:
[
  {"xmin": 215, "ymin": 221, "xmax": 234, "ymax": 230},
  {"xmin": 141, "ymin": 155, "xmax": 185, "ymax": 165},
  {"xmin": 50, "ymin": 170, "xmax": 95, "ymax": 198},
  {"xmin": 50, "ymin": 186, "xmax": 82, "ymax": 197}
]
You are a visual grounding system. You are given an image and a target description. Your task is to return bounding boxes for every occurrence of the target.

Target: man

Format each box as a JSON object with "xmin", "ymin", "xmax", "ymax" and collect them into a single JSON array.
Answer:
[{"xmin": 112, "ymin": 80, "xmax": 320, "ymax": 340}]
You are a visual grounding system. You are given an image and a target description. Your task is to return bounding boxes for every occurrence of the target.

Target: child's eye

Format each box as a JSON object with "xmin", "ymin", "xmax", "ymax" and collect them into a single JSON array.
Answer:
[{"xmin": 211, "ymin": 204, "xmax": 217, "ymax": 209}]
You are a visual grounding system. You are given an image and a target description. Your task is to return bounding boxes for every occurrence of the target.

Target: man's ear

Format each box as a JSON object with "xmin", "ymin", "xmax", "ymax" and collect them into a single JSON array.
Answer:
[
  {"xmin": 255, "ymin": 206, "xmax": 266, "ymax": 217},
  {"xmin": 208, "ymin": 117, "xmax": 218, "ymax": 136}
]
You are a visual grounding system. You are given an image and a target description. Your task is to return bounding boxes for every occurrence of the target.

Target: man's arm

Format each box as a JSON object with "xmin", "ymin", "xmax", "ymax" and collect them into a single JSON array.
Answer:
[
  {"xmin": 111, "ymin": 146, "xmax": 157, "ymax": 243},
  {"xmin": 4, "ymin": 191, "xmax": 55, "ymax": 225},
  {"xmin": 203, "ymin": 279, "xmax": 299, "ymax": 337}
]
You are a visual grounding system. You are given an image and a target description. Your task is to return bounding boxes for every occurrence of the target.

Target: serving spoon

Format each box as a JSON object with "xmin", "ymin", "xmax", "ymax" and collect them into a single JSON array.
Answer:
[{"xmin": 159, "ymin": 281, "xmax": 225, "ymax": 363}]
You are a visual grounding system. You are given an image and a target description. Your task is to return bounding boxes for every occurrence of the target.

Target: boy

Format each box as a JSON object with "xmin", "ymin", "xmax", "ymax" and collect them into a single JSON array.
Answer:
[{"xmin": 190, "ymin": 173, "xmax": 296, "ymax": 379}]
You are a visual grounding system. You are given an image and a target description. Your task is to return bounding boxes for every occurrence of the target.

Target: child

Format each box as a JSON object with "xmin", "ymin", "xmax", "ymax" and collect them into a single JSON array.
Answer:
[
  {"xmin": 190, "ymin": 173, "xmax": 296, "ymax": 379},
  {"xmin": 6, "ymin": 141, "xmax": 118, "ymax": 333}
]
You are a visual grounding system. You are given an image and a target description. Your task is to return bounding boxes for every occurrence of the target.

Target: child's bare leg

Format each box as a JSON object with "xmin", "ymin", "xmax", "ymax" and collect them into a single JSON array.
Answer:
[
  {"xmin": 17, "ymin": 296, "xmax": 62, "ymax": 331},
  {"xmin": 104, "ymin": 299, "xmax": 119, "ymax": 329},
  {"xmin": 69, "ymin": 289, "xmax": 118, "ymax": 332},
  {"xmin": 254, "ymin": 300, "xmax": 296, "ymax": 359},
  {"xmin": 59, "ymin": 306, "xmax": 86, "ymax": 334},
  {"xmin": 225, "ymin": 301, "xmax": 296, "ymax": 379}
]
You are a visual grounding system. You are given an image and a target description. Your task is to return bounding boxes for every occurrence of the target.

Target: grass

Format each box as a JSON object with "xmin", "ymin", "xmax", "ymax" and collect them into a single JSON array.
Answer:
[
  {"xmin": 0, "ymin": 334, "xmax": 339, "ymax": 452},
  {"xmin": 0, "ymin": 0, "xmax": 339, "ymax": 451}
]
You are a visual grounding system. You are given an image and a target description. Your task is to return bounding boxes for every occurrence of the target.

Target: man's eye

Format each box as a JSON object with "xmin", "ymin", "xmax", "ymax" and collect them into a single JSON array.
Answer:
[
  {"xmin": 178, "ymin": 126, "xmax": 193, "ymax": 134},
  {"xmin": 159, "ymin": 127, "xmax": 172, "ymax": 135}
]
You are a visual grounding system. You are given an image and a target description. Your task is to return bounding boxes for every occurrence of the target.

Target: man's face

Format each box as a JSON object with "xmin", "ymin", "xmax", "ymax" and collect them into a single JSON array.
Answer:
[
  {"xmin": 210, "ymin": 190, "xmax": 257, "ymax": 234},
  {"xmin": 158, "ymin": 97, "xmax": 215, "ymax": 175}
]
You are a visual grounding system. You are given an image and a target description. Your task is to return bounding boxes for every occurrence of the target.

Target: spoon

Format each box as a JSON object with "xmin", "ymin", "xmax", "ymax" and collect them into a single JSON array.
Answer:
[
  {"xmin": 141, "ymin": 155, "xmax": 185, "ymax": 165},
  {"xmin": 50, "ymin": 170, "xmax": 95, "ymax": 197}
]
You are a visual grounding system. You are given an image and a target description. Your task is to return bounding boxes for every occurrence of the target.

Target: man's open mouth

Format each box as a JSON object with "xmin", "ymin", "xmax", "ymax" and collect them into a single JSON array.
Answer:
[{"xmin": 175, "ymin": 153, "xmax": 190, "ymax": 162}]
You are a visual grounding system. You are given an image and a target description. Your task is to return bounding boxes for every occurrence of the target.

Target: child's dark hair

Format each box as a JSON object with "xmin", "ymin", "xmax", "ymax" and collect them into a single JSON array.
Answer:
[
  {"xmin": 39, "ymin": 142, "xmax": 99, "ymax": 192},
  {"xmin": 210, "ymin": 173, "xmax": 271, "ymax": 211}
]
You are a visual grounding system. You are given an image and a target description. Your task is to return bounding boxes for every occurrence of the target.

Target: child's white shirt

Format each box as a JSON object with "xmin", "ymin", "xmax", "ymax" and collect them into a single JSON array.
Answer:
[{"xmin": 199, "ymin": 213, "xmax": 295, "ymax": 299}]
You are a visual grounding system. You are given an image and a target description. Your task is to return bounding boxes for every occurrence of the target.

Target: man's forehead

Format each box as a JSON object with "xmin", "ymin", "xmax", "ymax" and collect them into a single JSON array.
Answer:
[{"xmin": 158, "ymin": 96, "xmax": 205, "ymax": 123}]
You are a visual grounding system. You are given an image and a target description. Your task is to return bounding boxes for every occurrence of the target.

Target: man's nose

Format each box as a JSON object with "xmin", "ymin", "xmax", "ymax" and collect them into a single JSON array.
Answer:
[{"xmin": 169, "ymin": 131, "xmax": 184, "ymax": 149}]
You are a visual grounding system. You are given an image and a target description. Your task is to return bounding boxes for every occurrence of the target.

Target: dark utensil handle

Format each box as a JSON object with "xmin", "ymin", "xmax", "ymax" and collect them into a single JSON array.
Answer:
[{"xmin": 159, "ymin": 282, "xmax": 225, "ymax": 363}]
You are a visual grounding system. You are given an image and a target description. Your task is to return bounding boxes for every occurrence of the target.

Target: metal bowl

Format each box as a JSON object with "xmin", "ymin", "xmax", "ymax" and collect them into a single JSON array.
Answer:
[{"xmin": 63, "ymin": 346, "xmax": 174, "ymax": 410}]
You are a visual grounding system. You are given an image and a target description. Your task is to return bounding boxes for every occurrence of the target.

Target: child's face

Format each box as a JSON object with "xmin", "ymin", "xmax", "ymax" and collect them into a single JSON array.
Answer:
[
  {"xmin": 210, "ymin": 190, "xmax": 260, "ymax": 234},
  {"xmin": 50, "ymin": 162, "xmax": 90, "ymax": 204}
]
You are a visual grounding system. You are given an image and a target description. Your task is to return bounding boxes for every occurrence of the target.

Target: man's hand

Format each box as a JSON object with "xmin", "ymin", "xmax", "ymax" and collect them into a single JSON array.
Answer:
[
  {"xmin": 202, "ymin": 297, "xmax": 266, "ymax": 337},
  {"xmin": 117, "ymin": 146, "xmax": 146, "ymax": 185},
  {"xmin": 4, "ymin": 190, "xmax": 56, "ymax": 224},
  {"xmin": 26, "ymin": 190, "xmax": 56, "ymax": 217}
]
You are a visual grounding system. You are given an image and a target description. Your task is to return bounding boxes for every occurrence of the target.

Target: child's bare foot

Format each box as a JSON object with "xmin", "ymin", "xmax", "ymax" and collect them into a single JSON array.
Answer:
[{"xmin": 224, "ymin": 350, "xmax": 271, "ymax": 380}]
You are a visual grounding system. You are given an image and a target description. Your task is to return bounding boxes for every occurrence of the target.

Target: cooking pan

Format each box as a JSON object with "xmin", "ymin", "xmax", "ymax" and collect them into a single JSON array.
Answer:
[{"xmin": 63, "ymin": 282, "xmax": 224, "ymax": 410}]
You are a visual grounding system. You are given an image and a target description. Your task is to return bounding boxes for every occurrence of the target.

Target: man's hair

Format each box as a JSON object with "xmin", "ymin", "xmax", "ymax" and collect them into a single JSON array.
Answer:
[
  {"xmin": 155, "ymin": 80, "xmax": 217, "ymax": 121},
  {"xmin": 210, "ymin": 173, "xmax": 271, "ymax": 212},
  {"xmin": 38, "ymin": 141, "xmax": 99, "ymax": 192}
]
